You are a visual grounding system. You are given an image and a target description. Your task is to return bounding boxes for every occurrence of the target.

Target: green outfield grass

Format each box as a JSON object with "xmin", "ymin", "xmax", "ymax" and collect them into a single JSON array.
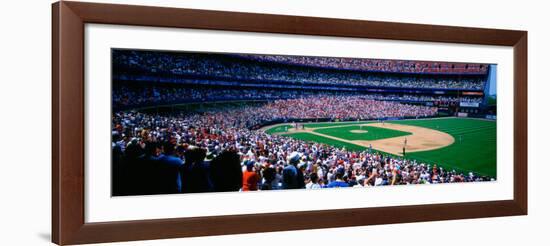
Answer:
[
  {"xmin": 388, "ymin": 118, "xmax": 496, "ymax": 177},
  {"xmin": 313, "ymin": 125, "xmax": 411, "ymax": 141},
  {"xmin": 280, "ymin": 132, "xmax": 368, "ymax": 152},
  {"xmin": 265, "ymin": 124, "xmax": 293, "ymax": 134},
  {"xmin": 265, "ymin": 121, "xmax": 372, "ymax": 134},
  {"xmin": 303, "ymin": 121, "xmax": 372, "ymax": 128},
  {"xmin": 266, "ymin": 117, "xmax": 496, "ymax": 178}
]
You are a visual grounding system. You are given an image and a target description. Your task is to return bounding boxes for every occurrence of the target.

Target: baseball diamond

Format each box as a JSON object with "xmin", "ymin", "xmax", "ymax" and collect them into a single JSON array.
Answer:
[{"xmin": 263, "ymin": 117, "xmax": 495, "ymax": 177}]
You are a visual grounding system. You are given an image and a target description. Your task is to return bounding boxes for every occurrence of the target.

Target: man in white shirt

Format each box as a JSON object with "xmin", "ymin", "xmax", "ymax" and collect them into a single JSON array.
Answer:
[{"xmin": 306, "ymin": 173, "xmax": 322, "ymax": 189}]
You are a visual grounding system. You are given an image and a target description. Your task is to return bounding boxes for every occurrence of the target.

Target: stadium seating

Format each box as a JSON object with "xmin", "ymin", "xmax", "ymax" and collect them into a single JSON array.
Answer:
[{"xmin": 113, "ymin": 50, "xmax": 488, "ymax": 90}]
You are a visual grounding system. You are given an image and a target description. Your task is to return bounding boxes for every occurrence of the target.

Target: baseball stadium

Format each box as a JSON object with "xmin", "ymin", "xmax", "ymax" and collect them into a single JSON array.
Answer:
[{"xmin": 111, "ymin": 49, "xmax": 497, "ymax": 196}]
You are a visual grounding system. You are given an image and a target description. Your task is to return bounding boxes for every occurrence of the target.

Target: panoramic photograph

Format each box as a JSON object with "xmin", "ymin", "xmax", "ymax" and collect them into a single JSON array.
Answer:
[{"xmin": 111, "ymin": 49, "xmax": 497, "ymax": 196}]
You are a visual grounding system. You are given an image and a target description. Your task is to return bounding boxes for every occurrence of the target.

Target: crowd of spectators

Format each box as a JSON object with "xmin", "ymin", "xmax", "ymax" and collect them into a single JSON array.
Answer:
[
  {"xmin": 111, "ymin": 96, "xmax": 490, "ymax": 196},
  {"xmin": 113, "ymin": 50, "xmax": 487, "ymax": 90},
  {"xmin": 254, "ymin": 96, "xmax": 438, "ymax": 122},
  {"xmin": 236, "ymin": 54, "xmax": 489, "ymax": 75},
  {"xmin": 113, "ymin": 86, "xmax": 361, "ymax": 109},
  {"xmin": 113, "ymin": 85, "xmax": 482, "ymax": 109}
]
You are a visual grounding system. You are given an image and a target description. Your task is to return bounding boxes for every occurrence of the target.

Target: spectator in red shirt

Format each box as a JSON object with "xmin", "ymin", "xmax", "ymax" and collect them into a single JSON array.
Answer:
[{"xmin": 242, "ymin": 160, "xmax": 259, "ymax": 191}]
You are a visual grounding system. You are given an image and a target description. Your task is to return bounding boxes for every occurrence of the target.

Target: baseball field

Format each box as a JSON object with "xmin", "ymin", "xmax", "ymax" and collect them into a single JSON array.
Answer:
[{"xmin": 263, "ymin": 117, "xmax": 496, "ymax": 178}]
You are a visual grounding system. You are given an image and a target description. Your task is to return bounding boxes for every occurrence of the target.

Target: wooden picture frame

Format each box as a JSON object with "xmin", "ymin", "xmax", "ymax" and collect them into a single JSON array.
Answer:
[{"xmin": 52, "ymin": 1, "xmax": 527, "ymax": 245}]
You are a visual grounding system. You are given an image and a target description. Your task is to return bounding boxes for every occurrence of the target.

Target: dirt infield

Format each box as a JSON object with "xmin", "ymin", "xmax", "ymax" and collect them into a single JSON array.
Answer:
[
  {"xmin": 352, "ymin": 123, "xmax": 454, "ymax": 155},
  {"xmin": 265, "ymin": 122, "xmax": 454, "ymax": 156}
]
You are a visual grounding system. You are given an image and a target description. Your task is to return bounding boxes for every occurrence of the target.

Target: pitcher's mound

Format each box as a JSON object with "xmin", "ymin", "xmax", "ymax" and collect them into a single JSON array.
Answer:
[{"xmin": 350, "ymin": 130, "xmax": 368, "ymax": 133}]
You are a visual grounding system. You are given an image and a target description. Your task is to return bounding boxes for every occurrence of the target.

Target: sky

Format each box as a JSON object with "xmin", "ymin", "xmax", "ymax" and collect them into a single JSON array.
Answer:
[{"xmin": 488, "ymin": 64, "xmax": 497, "ymax": 96}]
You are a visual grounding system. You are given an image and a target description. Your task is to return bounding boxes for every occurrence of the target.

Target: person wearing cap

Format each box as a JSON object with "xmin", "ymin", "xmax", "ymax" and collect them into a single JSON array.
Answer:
[
  {"xmin": 282, "ymin": 152, "xmax": 301, "ymax": 189},
  {"xmin": 242, "ymin": 160, "xmax": 260, "ymax": 191}
]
